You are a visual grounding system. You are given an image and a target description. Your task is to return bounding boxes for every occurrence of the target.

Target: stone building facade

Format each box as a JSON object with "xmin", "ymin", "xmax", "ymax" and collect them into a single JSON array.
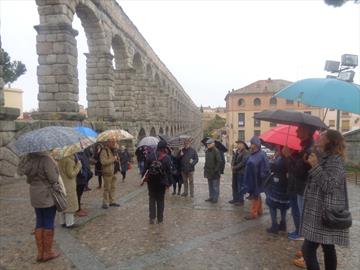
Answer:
[
  {"xmin": 33, "ymin": 0, "xmax": 201, "ymax": 141},
  {"xmin": 224, "ymin": 78, "xmax": 323, "ymax": 150}
]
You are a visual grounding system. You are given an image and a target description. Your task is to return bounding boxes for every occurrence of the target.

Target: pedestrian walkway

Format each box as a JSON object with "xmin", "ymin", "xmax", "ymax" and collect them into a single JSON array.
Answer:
[{"xmin": 0, "ymin": 159, "xmax": 359, "ymax": 270}]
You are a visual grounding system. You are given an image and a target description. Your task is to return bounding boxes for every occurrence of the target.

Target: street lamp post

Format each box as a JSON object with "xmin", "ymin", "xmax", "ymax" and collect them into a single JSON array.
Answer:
[{"xmin": 324, "ymin": 54, "xmax": 358, "ymax": 131}]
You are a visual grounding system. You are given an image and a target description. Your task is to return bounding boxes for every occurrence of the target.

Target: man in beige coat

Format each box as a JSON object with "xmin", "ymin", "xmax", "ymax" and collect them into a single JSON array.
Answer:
[{"xmin": 100, "ymin": 138, "xmax": 120, "ymax": 209}]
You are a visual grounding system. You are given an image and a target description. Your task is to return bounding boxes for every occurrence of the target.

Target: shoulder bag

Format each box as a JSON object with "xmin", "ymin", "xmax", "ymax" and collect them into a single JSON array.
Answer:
[{"xmin": 49, "ymin": 174, "xmax": 68, "ymax": 212}]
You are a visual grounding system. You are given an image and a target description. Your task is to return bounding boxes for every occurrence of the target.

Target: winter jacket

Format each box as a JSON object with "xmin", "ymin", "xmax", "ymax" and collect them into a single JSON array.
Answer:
[
  {"xmin": 286, "ymin": 138, "xmax": 313, "ymax": 196},
  {"xmin": 76, "ymin": 151, "xmax": 93, "ymax": 185},
  {"xmin": 58, "ymin": 155, "xmax": 82, "ymax": 213},
  {"xmin": 179, "ymin": 147, "xmax": 198, "ymax": 173},
  {"xmin": 300, "ymin": 154, "xmax": 349, "ymax": 247},
  {"xmin": 18, "ymin": 152, "xmax": 59, "ymax": 208},
  {"xmin": 145, "ymin": 150, "xmax": 173, "ymax": 189},
  {"xmin": 244, "ymin": 149, "xmax": 270, "ymax": 197},
  {"xmin": 119, "ymin": 150, "xmax": 131, "ymax": 172},
  {"xmin": 231, "ymin": 149, "xmax": 249, "ymax": 175},
  {"xmin": 100, "ymin": 146, "xmax": 116, "ymax": 177},
  {"xmin": 204, "ymin": 147, "xmax": 222, "ymax": 180}
]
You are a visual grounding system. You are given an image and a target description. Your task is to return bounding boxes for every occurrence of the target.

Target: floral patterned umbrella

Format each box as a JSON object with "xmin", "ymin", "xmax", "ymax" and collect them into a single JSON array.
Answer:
[
  {"xmin": 96, "ymin": 129, "xmax": 134, "ymax": 142},
  {"xmin": 14, "ymin": 126, "xmax": 91, "ymax": 156},
  {"xmin": 51, "ymin": 137, "xmax": 95, "ymax": 160}
]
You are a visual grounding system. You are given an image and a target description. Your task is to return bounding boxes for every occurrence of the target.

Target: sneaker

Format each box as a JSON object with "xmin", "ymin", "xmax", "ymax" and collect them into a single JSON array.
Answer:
[
  {"xmin": 288, "ymin": 232, "xmax": 304, "ymax": 241},
  {"xmin": 293, "ymin": 257, "xmax": 306, "ymax": 268},
  {"xmin": 109, "ymin": 203, "xmax": 120, "ymax": 207},
  {"xmin": 210, "ymin": 199, "xmax": 218, "ymax": 203},
  {"xmin": 205, "ymin": 198, "xmax": 213, "ymax": 202},
  {"xmin": 102, "ymin": 204, "xmax": 109, "ymax": 209},
  {"xmin": 228, "ymin": 200, "xmax": 235, "ymax": 204},
  {"xmin": 266, "ymin": 226, "xmax": 279, "ymax": 234}
]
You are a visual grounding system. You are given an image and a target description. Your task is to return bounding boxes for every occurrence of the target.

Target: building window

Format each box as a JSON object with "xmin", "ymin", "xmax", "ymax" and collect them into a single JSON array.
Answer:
[
  {"xmin": 253, "ymin": 98, "xmax": 261, "ymax": 106},
  {"xmin": 238, "ymin": 130, "xmax": 245, "ymax": 141},
  {"xmin": 269, "ymin": 97, "xmax": 277, "ymax": 106},
  {"xmin": 341, "ymin": 120, "xmax": 350, "ymax": 132},
  {"xmin": 329, "ymin": 108, "xmax": 335, "ymax": 111},
  {"xmin": 329, "ymin": 120, "xmax": 335, "ymax": 128},
  {"xmin": 341, "ymin": 111, "xmax": 350, "ymax": 117},
  {"xmin": 304, "ymin": 111, "xmax": 311, "ymax": 115},
  {"xmin": 238, "ymin": 98, "xmax": 245, "ymax": 106},
  {"xmin": 270, "ymin": 122, "xmax": 277, "ymax": 127},
  {"xmin": 254, "ymin": 130, "xmax": 261, "ymax": 137},
  {"xmin": 238, "ymin": 113, "xmax": 245, "ymax": 127},
  {"xmin": 254, "ymin": 112, "xmax": 261, "ymax": 127},
  {"xmin": 286, "ymin": 99, "xmax": 294, "ymax": 105}
]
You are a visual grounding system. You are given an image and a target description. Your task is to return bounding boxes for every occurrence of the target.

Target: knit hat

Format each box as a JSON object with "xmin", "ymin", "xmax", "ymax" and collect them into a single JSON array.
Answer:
[{"xmin": 250, "ymin": 136, "xmax": 261, "ymax": 147}]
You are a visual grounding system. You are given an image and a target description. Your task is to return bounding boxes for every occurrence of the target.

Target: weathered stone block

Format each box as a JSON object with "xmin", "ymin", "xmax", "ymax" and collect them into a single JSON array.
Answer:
[
  {"xmin": 39, "ymin": 84, "xmax": 59, "ymax": 93},
  {"xmin": 58, "ymin": 84, "xmax": 74, "ymax": 92},
  {"xmin": 0, "ymin": 120, "xmax": 15, "ymax": 132},
  {"xmin": 36, "ymin": 42, "xmax": 53, "ymax": 55},
  {"xmin": 38, "ymin": 92, "xmax": 54, "ymax": 101},
  {"xmin": 56, "ymin": 101, "xmax": 78, "ymax": 112},
  {"xmin": 0, "ymin": 147, "xmax": 19, "ymax": 166},
  {"xmin": 0, "ymin": 131, "xmax": 15, "ymax": 147},
  {"xmin": 56, "ymin": 75, "xmax": 74, "ymax": 83},
  {"xmin": 0, "ymin": 159, "xmax": 18, "ymax": 177},
  {"xmin": 38, "ymin": 75, "xmax": 56, "ymax": 85},
  {"xmin": 39, "ymin": 101, "xmax": 57, "ymax": 112},
  {"xmin": 37, "ymin": 65, "xmax": 53, "ymax": 76},
  {"xmin": 54, "ymin": 92, "xmax": 76, "ymax": 101}
]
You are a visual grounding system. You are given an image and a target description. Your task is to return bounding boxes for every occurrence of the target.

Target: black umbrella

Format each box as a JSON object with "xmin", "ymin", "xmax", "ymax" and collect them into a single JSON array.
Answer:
[
  {"xmin": 254, "ymin": 110, "xmax": 327, "ymax": 129},
  {"xmin": 201, "ymin": 137, "xmax": 228, "ymax": 152},
  {"xmin": 158, "ymin": 134, "xmax": 171, "ymax": 142}
]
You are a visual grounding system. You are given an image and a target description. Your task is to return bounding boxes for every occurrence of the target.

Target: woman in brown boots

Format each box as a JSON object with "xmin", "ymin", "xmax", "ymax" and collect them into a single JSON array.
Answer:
[{"xmin": 18, "ymin": 152, "xmax": 61, "ymax": 262}]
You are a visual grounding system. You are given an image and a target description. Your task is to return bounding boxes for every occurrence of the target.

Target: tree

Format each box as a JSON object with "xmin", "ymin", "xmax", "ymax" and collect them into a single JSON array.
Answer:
[
  {"xmin": 203, "ymin": 114, "xmax": 226, "ymax": 138},
  {"xmin": 0, "ymin": 48, "xmax": 26, "ymax": 85},
  {"xmin": 324, "ymin": 0, "xmax": 359, "ymax": 7}
]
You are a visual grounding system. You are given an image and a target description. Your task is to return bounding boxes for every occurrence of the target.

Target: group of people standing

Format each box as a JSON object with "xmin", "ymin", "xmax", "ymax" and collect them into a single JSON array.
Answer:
[{"xmin": 227, "ymin": 126, "xmax": 350, "ymax": 270}]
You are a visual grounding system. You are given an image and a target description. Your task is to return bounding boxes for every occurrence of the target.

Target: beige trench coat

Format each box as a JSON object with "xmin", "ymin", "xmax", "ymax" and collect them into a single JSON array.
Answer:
[{"xmin": 58, "ymin": 155, "xmax": 82, "ymax": 213}]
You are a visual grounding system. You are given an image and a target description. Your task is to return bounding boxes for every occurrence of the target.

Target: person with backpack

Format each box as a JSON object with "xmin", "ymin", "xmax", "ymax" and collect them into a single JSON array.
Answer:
[
  {"xmin": 144, "ymin": 140, "xmax": 173, "ymax": 224},
  {"xmin": 171, "ymin": 147, "xmax": 183, "ymax": 195},
  {"xmin": 178, "ymin": 138, "xmax": 198, "ymax": 198},
  {"xmin": 100, "ymin": 138, "xmax": 120, "ymax": 209}
]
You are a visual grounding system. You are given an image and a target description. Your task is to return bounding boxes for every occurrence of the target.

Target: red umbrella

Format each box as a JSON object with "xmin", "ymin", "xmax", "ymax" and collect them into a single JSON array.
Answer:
[{"xmin": 259, "ymin": 125, "xmax": 319, "ymax": 151}]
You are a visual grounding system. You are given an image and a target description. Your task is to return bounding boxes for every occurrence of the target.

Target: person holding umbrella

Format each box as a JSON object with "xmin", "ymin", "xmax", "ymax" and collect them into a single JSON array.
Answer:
[
  {"xmin": 229, "ymin": 140, "xmax": 249, "ymax": 206},
  {"xmin": 178, "ymin": 138, "xmax": 198, "ymax": 198},
  {"xmin": 243, "ymin": 136, "xmax": 270, "ymax": 220}
]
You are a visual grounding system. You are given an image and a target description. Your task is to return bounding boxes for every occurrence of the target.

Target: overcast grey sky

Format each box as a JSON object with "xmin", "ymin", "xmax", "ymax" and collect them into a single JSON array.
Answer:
[{"xmin": 1, "ymin": 0, "xmax": 359, "ymax": 112}]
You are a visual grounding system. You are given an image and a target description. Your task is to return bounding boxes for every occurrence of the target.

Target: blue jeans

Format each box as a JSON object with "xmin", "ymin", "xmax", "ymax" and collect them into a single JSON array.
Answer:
[
  {"xmin": 208, "ymin": 178, "xmax": 220, "ymax": 201},
  {"xmin": 35, "ymin": 206, "xmax": 57, "ymax": 229},
  {"xmin": 236, "ymin": 174, "xmax": 246, "ymax": 203},
  {"xmin": 297, "ymin": 195, "xmax": 304, "ymax": 218},
  {"xmin": 289, "ymin": 195, "xmax": 300, "ymax": 234}
]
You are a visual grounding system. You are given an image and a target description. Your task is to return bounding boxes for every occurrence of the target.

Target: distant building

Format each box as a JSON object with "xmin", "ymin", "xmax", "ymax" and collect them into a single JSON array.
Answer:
[
  {"xmin": 201, "ymin": 106, "xmax": 226, "ymax": 134},
  {"xmin": 224, "ymin": 78, "xmax": 323, "ymax": 150},
  {"xmin": 343, "ymin": 128, "xmax": 360, "ymax": 165},
  {"xmin": 322, "ymin": 109, "xmax": 359, "ymax": 133},
  {"xmin": 3, "ymin": 87, "xmax": 23, "ymax": 116}
]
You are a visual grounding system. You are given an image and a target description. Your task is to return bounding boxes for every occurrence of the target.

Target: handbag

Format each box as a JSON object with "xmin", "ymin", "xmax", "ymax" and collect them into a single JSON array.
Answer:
[
  {"xmin": 50, "ymin": 175, "xmax": 68, "ymax": 212},
  {"xmin": 321, "ymin": 178, "xmax": 352, "ymax": 230}
]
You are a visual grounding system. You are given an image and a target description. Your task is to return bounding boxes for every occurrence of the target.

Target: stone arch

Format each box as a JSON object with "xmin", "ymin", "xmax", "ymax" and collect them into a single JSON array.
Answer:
[
  {"xmin": 159, "ymin": 127, "xmax": 164, "ymax": 135},
  {"xmin": 133, "ymin": 52, "xmax": 143, "ymax": 72},
  {"xmin": 138, "ymin": 128, "xmax": 146, "ymax": 140},
  {"xmin": 146, "ymin": 64, "xmax": 153, "ymax": 78},
  {"xmin": 150, "ymin": 127, "xmax": 156, "ymax": 136},
  {"xmin": 112, "ymin": 34, "xmax": 128, "ymax": 70},
  {"xmin": 170, "ymin": 126, "xmax": 174, "ymax": 136},
  {"xmin": 238, "ymin": 98, "xmax": 245, "ymax": 106}
]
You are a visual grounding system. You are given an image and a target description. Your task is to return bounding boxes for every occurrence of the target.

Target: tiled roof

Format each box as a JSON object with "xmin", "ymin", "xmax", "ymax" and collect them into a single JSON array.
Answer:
[{"xmin": 231, "ymin": 79, "xmax": 293, "ymax": 95}]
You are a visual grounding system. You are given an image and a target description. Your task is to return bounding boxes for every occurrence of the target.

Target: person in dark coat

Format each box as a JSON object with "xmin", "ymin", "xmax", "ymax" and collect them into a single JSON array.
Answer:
[
  {"xmin": 144, "ymin": 140, "xmax": 173, "ymax": 224},
  {"xmin": 300, "ymin": 130, "xmax": 349, "ymax": 270},
  {"xmin": 171, "ymin": 148, "xmax": 183, "ymax": 195},
  {"xmin": 178, "ymin": 138, "xmax": 198, "ymax": 197},
  {"xmin": 244, "ymin": 136, "xmax": 270, "ymax": 220},
  {"xmin": 229, "ymin": 140, "xmax": 249, "ymax": 206},
  {"xmin": 204, "ymin": 138, "xmax": 222, "ymax": 203},
  {"xmin": 265, "ymin": 146, "xmax": 290, "ymax": 234},
  {"xmin": 118, "ymin": 146, "xmax": 131, "ymax": 182},
  {"xmin": 76, "ymin": 150, "xmax": 93, "ymax": 217},
  {"xmin": 94, "ymin": 143, "xmax": 103, "ymax": 189}
]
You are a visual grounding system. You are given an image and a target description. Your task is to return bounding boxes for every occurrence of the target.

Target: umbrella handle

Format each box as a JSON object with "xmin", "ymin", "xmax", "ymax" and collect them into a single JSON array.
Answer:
[{"xmin": 285, "ymin": 125, "xmax": 290, "ymax": 147}]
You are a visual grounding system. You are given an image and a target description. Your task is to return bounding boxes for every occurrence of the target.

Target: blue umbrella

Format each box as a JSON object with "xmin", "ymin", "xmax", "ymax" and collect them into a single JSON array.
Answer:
[
  {"xmin": 74, "ymin": 126, "xmax": 98, "ymax": 138},
  {"xmin": 274, "ymin": 78, "xmax": 360, "ymax": 114},
  {"xmin": 14, "ymin": 126, "xmax": 92, "ymax": 155}
]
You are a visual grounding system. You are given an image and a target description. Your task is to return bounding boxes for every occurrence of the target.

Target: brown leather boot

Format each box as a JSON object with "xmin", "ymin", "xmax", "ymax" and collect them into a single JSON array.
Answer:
[
  {"xmin": 34, "ymin": 228, "xmax": 44, "ymax": 262},
  {"xmin": 42, "ymin": 229, "xmax": 60, "ymax": 262}
]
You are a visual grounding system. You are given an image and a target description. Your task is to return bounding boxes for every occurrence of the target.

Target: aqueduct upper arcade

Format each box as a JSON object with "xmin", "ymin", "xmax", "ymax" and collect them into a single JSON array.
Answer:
[{"xmin": 34, "ymin": 0, "xmax": 202, "ymax": 141}]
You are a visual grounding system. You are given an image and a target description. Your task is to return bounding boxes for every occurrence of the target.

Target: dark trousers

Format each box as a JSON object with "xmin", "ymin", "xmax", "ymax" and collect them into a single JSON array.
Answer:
[
  {"xmin": 269, "ymin": 207, "xmax": 287, "ymax": 229},
  {"xmin": 148, "ymin": 186, "xmax": 166, "ymax": 222},
  {"xmin": 121, "ymin": 171, "xmax": 126, "ymax": 180},
  {"xmin": 172, "ymin": 182, "xmax": 182, "ymax": 193},
  {"xmin": 35, "ymin": 206, "xmax": 57, "ymax": 229},
  {"xmin": 302, "ymin": 239, "xmax": 337, "ymax": 270},
  {"xmin": 231, "ymin": 173, "xmax": 239, "ymax": 201},
  {"xmin": 289, "ymin": 195, "xmax": 300, "ymax": 233},
  {"xmin": 98, "ymin": 175, "xmax": 102, "ymax": 187},
  {"xmin": 77, "ymin": 184, "xmax": 86, "ymax": 211}
]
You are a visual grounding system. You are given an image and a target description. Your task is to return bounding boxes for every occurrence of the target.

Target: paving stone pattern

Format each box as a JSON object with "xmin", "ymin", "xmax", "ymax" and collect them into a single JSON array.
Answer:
[{"xmin": 0, "ymin": 158, "xmax": 359, "ymax": 270}]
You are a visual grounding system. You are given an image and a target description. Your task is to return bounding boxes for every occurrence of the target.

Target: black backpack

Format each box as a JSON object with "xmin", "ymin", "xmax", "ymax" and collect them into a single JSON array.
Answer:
[{"xmin": 148, "ymin": 152, "xmax": 165, "ymax": 177}]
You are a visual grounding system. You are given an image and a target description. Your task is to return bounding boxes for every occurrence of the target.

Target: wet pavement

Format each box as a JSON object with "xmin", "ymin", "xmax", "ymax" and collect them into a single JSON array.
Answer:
[{"xmin": 1, "ymin": 156, "xmax": 359, "ymax": 270}]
